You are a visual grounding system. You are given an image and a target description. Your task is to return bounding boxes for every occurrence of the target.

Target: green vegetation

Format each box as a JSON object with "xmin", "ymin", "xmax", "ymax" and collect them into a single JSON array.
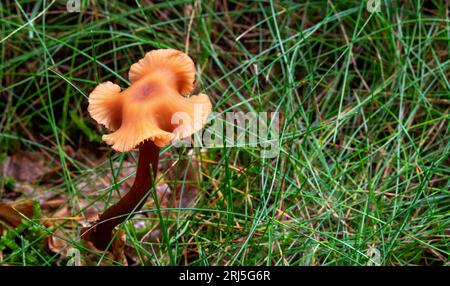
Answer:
[{"xmin": 0, "ymin": 0, "xmax": 448, "ymax": 265}]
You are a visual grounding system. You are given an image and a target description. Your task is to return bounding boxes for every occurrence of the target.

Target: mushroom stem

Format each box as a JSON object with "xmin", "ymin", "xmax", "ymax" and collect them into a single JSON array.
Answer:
[{"xmin": 87, "ymin": 140, "xmax": 160, "ymax": 251}]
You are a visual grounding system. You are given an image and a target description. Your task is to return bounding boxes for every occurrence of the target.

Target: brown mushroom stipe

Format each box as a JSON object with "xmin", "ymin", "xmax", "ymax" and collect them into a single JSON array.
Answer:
[{"xmin": 84, "ymin": 49, "xmax": 212, "ymax": 250}]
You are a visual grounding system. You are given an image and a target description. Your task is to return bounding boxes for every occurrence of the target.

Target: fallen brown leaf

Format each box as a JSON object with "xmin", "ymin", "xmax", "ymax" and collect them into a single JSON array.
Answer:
[
  {"xmin": 47, "ymin": 228, "xmax": 71, "ymax": 254},
  {"xmin": 47, "ymin": 222, "xmax": 127, "ymax": 265},
  {"xmin": 81, "ymin": 229, "xmax": 128, "ymax": 266},
  {"xmin": 2, "ymin": 152, "xmax": 50, "ymax": 183},
  {"xmin": 0, "ymin": 200, "xmax": 34, "ymax": 234}
]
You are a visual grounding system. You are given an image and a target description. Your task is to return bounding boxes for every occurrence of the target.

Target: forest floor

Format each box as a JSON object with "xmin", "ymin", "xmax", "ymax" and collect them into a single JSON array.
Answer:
[{"xmin": 0, "ymin": 1, "xmax": 449, "ymax": 265}]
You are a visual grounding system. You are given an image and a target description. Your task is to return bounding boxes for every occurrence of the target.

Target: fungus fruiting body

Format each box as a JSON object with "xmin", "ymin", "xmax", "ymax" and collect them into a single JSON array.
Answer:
[{"xmin": 85, "ymin": 49, "xmax": 212, "ymax": 250}]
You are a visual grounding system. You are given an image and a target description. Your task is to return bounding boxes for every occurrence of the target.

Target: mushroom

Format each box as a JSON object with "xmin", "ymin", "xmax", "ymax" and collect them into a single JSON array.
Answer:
[{"xmin": 84, "ymin": 49, "xmax": 212, "ymax": 250}]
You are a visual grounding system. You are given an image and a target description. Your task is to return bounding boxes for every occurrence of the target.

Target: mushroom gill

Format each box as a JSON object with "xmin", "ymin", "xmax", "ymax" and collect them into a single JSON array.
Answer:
[{"xmin": 88, "ymin": 48, "xmax": 212, "ymax": 152}]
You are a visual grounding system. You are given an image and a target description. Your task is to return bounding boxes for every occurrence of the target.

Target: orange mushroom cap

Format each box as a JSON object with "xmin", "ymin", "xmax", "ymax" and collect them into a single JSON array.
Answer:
[{"xmin": 88, "ymin": 49, "xmax": 212, "ymax": 152}]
